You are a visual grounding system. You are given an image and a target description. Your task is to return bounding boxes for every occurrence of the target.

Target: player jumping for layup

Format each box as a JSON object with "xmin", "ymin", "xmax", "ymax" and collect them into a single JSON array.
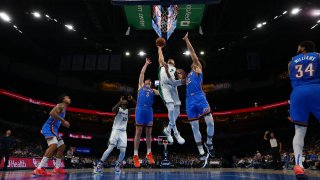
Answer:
[
  {"xmin": 158, "ymin": 46, "xmax": 185, "ymax": 144},
  {"xmin": 94, "ymin": 95, "xmax": 136, "ymax": 174},
  {"xmin": 33, "ymin": 94, "xmax": 71, "ymax": 176},
  {"xmin": 183, "ymin": 32, "xmax": 215, "ymax": 168},
  {"xmin": 288, "ymin": 41, "xmax": 320, "ymax": 179},
  {"xmin": 133, "ymin": 58, "xmax": 159, "ymax": 168}
]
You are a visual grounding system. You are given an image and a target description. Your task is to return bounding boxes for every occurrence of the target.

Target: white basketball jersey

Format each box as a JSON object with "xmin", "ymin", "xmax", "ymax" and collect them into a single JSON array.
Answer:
[
  {"xmin": 160, "ymin": 65, "xmax": 176, "ymax": 85},
  {"xmin": 112, "ymin": 107, "xmax": 129, "ymax": 131}
]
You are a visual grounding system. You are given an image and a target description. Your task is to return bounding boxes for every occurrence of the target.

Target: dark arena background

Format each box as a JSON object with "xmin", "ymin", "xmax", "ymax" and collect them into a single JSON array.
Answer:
[{"xmin": 0, "ymin": 0, "xmax": 320, "ymax": 179}]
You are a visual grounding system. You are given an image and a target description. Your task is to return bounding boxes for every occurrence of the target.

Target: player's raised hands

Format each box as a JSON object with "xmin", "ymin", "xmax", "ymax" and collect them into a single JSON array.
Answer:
[
  {"xmin": 120, "ymin": 96, "xmax": 125, "ymax": 101},
  {"xmin": 145, "ymin": 58, "xmax": 152, "ymax": 65},
  {"xmin": 182, "ymin": 32, "xmax": 189, "ymax": 41},
  {"xmin": 128, "ymin": 95, "xmax": 133, "ymax": 101}
]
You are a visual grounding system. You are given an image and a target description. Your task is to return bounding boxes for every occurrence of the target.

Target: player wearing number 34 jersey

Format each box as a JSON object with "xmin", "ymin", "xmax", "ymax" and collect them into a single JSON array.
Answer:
[
  {"xmin": 288, "ymin": 41, "xmax": 320, "ymax": 179},
  {"xmin": 288, "ymin": 43, "xmax": 320, "ymax": 125}
]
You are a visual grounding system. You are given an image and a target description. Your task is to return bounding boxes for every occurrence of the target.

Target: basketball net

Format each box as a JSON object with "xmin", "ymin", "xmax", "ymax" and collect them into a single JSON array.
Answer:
[{"xmin": 160, "ymin": 5, "xmax": 178, "ymax": 33}]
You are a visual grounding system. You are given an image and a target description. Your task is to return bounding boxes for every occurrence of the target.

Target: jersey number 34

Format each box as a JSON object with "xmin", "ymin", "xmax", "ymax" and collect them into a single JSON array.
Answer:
[{"xmin": 295, "ymin": 63, "xmax": 315, "ymax": 78}]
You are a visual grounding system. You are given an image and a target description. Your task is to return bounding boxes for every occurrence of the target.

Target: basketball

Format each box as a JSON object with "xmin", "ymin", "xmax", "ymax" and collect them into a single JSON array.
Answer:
[{"xmin": 156, "ymin": 37, "xmax": 166, "ymax": 47}]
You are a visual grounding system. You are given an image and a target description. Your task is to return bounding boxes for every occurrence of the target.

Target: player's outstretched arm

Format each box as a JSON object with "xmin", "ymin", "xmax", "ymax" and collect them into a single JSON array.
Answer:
[
  {"xmin": 49, "ymin": 104, "xmax": 70, "ymax": 128},
  {"xmin": 158, "ymin": 46, "xmax": 166, "ymax": 67},
  {"xmin": 128, "ymin": 95, "xmax": 137, "ymax": 105},
  {"xmin": 138, "ymin": 58, "xmax": 152, "ymax": 89},
  {"xmin": 263, "ymin": 131, "xmax": 269, "ymax": 141},
  {"xmin": 153, "ymin": 89, "xmax": 160, "ymax": 96},
  {"xmin": 128, "ymin": 95, "xmax": 137, "ymax": 114},
  {"xmin": 112, "ymin": 96, "xmax": 124, "ymax": 113},
  {"xmin": 183, "ymin": 32, "xmax": 202, "ymax": 70}
]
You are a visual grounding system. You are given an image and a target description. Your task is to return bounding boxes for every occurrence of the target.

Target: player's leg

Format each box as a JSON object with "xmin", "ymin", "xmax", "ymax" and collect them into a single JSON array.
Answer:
[
  {"xmin": 145, "ymin": 126, "xmax": 155, "ymax": 164},
  {"xmin": 163, "ymin": 102, "xmax": 175, "ymax": 143},
  {"xmin": 101, "ymin": 145, "xmax": 115, "ymax": 162},
  {"xmin": 190, "ymin": 120, "xmax": 208, "ymax": 168},
  {"xmin": 3, "ymin": 151, "xmax": 9, "ymax": 171},
  {"xmin": 101, "ymin": 130, "xmax": 118, "ymax": 162},
  {"xmin": 198, "ymin": 96, "xmax": 215, "ymax": 157},
  {"xmin": 115, "ymin": 131, "xmax": 127, "ymax": 173},
  {"xmin": 133, "ymin": 125, "xmax": 143, "ymax": 168},
  {"xmin": 34, "ymin": 137, "xmax": 58, "ymax": 176},
  {"xmin": 171, "ymin": 88, "xmax": 185, "ymax": 144},
  {"xmin": 203, "ymin": 113, "xmax": 215, "ymax": 157},
  {"xmin": 161, "ymin": 86, "xmax": 175, "ymax": 143},
  {"xmin": 52, "ymin": 139, "xmax": 67, "ymax": 174},
  {"xmin": 289, "ymin": 87, "xmax": 309, "ymax": 178},
  {"xmin": 190, "ymin": 120, "xmax": 204, "ymax": 155}
]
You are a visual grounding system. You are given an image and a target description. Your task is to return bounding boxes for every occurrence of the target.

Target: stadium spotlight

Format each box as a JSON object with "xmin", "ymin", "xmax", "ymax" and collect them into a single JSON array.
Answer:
[
  {"xmin": 183, "ymin": 50, "xmax": 190, "ymax": 56},
  {"xmin": 65, "ymin": 24, "xmax": 76, "ymax": 31},
  {"xmin": 32, "ymin": 11, "xmax": 41, "ymax": 18},
  {"xmin": 0, "ymin": 12, "xmax": 11, "ymax": 22},
  {"xmin": 291, "ymin": 8, "xmax": 301, "ymax": 15},
  {"xmin": 138, "ymin": 51, "xmax": 146, "ymax": 56}
]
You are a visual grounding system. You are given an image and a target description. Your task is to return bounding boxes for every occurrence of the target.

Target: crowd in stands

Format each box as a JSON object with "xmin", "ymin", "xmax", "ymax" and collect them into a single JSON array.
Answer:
[{"xmin": 233, "ymin": 138, "xmax": 320, "ymax": 170}]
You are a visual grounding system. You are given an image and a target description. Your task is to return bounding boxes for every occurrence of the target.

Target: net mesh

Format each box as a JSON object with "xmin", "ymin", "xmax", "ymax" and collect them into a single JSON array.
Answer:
[{"xmin": 160, "ymin": 5, "xmax": 178, "ymax": 33}]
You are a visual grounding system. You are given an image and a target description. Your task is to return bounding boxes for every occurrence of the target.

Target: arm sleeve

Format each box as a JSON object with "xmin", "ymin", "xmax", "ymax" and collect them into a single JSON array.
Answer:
[{"xmin": 168, "ymin": 78, "xmax": 182, "ymax": 87}]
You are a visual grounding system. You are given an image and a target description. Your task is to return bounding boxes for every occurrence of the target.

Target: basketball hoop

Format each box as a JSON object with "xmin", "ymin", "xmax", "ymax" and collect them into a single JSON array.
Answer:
[
  {"xmin": 163, "ymin": 140, "xmax": 169, "ymax": 151},
  {"xmin": 157, "ymin": 136, "xmax": 171, "ymax": 168}
]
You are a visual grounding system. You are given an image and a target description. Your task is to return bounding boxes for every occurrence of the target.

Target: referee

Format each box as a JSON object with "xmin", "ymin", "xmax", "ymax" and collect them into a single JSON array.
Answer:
[
  {"xmin": 264, "ymin": 130, "xmax": 282, "ymax": 170},
  {"xmin": 0, "ymin": 130, "xmax": 15, "ymax": 171}
]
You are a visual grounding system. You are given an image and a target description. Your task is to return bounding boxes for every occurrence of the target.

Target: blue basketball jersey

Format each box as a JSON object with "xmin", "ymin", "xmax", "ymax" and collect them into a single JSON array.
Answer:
[
  {"xmin": 289, "ymin": 52, "xmax": 320, "ymax": 88},
  {"xmin": 186, "ymin": 70, "xmax": 204, "ymax": 96},
  {"xmin": 137, "ymin": 86, "xmax": 154, "ymax": 107},
  {"xmin": 43, "ymin": 106, "xmax": 66, "ymax": 129}
]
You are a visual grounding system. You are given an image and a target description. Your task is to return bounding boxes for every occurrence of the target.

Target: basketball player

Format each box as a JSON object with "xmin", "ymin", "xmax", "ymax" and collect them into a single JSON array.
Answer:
[
  {"xmin": 133, "ymin": 58, "xmax": 159, "ymax": 168},
  {"xmin": 182, "ymin": 32, "xmax": 215, "ymax": 168},
  {"xmin": 33, "ymin": 94, "xmax": 71, "ymax": 176},
  {"xmin": 94, "ymin": 96, "xmax": 136, "ymax": 174},
  {"xmin": 288, "ymin": 41, "xmax": 320, "ymax": 179},
  {"xmin": 157, "ymin": 45, "xmax": 185, "ymax": 144}
]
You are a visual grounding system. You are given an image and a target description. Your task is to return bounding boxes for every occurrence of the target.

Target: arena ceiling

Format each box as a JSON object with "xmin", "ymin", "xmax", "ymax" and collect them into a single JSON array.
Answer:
[{"xmin": 0, "ymin": 0, "xmax": 319, "ymax": 85}]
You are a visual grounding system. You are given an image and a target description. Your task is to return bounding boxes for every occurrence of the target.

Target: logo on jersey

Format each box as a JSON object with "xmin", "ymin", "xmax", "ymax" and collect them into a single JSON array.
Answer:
[{"xmin": 186, "ymin": 78, "xmax": 191, "ymax": 85}]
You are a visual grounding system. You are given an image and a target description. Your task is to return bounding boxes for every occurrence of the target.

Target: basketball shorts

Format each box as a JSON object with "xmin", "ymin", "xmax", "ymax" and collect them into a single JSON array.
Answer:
[
  {"xmin": 135, "ymin": 106, "xmax": 153, "ymax": 127},
  {"xmin": 289, "ymin": 84, "xmax": 320, "ymax": 126},
  {"xmin": 108, "ymin": 129, "xmax": 127, "ymax": 149},
  {"xmin": 41, "ymin": 125, "xmax": 61, "ymax": 140},
  {"xmin": 159, "ymin": 84, "xmax": 181, "ymax": 106},
  {"xmin": 186, "ymin": 92, "xmax": 211, "ymax": 121}
]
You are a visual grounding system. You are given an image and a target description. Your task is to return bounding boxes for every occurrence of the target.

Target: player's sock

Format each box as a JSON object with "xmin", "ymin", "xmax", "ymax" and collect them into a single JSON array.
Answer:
[
  {"xmin": 118, "ymin": 148, "xmax": 126, "ymax": 162},
  {"xmin": 293, "ymin": 125, "xmax": 307, "ymax": 168},
  {"xmin": 101, "ymin": 145, "xmax": 115, "ymax": 162},
  {"xmin": 147, "ymin": 148, "xmax": 151, "ymax": 153},
  {"xmin": 197, "ymin": 142, "xmax": 205, "ymax": 155},
  {"xmin": 55, "ymin": 158, "xmax": 61, "ymax": 168},
  {"xmin": 37, "ymin": 157, "xmax": 48, "ymax": 169},
  {"xmin": 134, "ymin": 149, "xmax": 138, "ymax": 156},
  {"xmin": 204, "ymin": 114, "xmax": 214, "ymax": 145}
]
